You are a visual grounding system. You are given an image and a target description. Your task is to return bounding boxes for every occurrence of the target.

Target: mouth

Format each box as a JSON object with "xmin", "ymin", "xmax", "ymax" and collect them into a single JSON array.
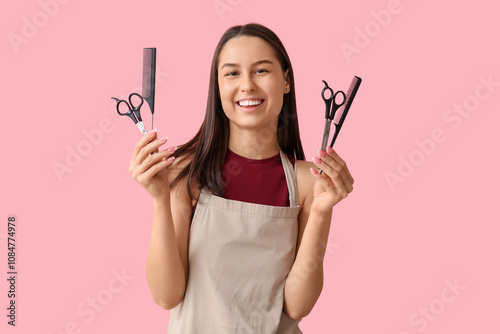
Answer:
[{"xmin": 236, "ymin": 99, "xmax": 265, "ymax": 111}]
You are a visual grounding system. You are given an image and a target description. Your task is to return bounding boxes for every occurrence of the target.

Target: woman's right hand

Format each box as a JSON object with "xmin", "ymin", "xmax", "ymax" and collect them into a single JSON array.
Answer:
[{"xmin": 129, "ymin": 130, "xmax": 177, "ymax": 200}]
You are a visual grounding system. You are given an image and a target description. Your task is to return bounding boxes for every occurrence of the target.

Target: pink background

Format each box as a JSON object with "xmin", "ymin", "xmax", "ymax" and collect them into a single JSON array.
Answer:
[{"xmin": 2, "ymin": 0, "xmax": 499, "ymax": 333}]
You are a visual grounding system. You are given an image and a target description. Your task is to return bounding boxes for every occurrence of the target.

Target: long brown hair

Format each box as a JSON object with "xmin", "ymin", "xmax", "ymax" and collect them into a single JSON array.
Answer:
[{"xmin": 170, "ymin": 23, "xmax": 305, "ymax": 200}]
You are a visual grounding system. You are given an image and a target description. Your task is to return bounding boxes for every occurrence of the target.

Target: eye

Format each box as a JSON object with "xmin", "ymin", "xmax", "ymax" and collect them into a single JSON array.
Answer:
[
  {"xmin": 255, "ymin": 69, "xmax": 268, "ymax": 74},
  {"xmin": 225, "ymin": 71, "xmax": 238, "ymax": 77}
]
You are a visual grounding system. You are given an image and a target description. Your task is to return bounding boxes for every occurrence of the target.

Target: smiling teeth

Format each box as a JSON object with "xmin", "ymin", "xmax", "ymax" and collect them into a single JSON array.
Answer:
[{"xmin": 238, "ymin": 100, "xmax": 262, "ymax": 106}]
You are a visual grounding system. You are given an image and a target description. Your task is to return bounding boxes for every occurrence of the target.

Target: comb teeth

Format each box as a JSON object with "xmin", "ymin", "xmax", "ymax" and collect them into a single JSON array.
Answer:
[
  {"xmin": 329, "ymin": 76, "xmax": 362, "ymax": 147},
  {"xmin": 344, "ymin": 76, "xmax": 361, "ymax": 107},
  {"xmin": 142, "ymin": 48, "xmax": 155, "ymax": 98},
  {"xmin": 142, "ymin": 48, "xmax": 156, "ymax": 130},
  {"xmin": 333, "ymin": 76, "xmax": 361, "ymax": 124}
]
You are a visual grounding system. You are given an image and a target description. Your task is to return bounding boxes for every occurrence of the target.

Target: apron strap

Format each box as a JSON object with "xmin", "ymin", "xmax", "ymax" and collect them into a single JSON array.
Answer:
[{"xmin": 279, "ymin": 150, "xmax": 299, "ymax": 208}]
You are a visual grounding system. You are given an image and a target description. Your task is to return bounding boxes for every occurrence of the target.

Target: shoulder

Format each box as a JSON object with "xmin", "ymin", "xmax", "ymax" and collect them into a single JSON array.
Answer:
[{"xmin": 295, "ymin": 159, "xmax": 315, "ymax": 180}]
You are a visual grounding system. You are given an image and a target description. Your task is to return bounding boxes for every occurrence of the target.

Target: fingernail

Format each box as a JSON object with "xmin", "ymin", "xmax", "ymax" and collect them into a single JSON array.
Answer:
[
  {"xmin": 310, "ymin": 167, "xmax": 318, "ymax": 175},
  {"xmin": 167, "ymin": 156, "xmax": 175, "ymax": 162},
  {"xmin": 159, "ymin": 137, "xmax": 167, "ymax": 143},
  {"xmin": 318, "ymin": 149, "xmax": 327, "ymax": 157},
  {"xmin": 150, "ymin": 129, "xmax": 157, "ymax": 136},
  {"xmin": 313, "ymin": 156, "xmax": 322, "ymax": 164},
  {"xmin": 166, "ymin": 146, "xmax": 177, "ymax": 152},
  {"xmin": 327, "ymin": 147, "xmax": 334, "ymax": 154}
]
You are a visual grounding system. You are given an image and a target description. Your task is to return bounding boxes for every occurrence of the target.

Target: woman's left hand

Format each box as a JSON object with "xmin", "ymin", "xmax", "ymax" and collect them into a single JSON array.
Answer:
[{"xmin": 310, "ymin": 147, "xmax": 354, "ymax": 213}]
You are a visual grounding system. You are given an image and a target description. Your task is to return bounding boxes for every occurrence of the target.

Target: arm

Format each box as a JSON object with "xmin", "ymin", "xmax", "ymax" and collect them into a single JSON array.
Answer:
[
  {"xmin": 145, "ymin": 176, "xmax": 192, "ymax": 310},
  {"xmin": 283, "ymin": 148, "xmax": 354, "ymax": 319},
  {"xmin": 129, "ymin": 131, "xmax": 192, "ymax": 310}
]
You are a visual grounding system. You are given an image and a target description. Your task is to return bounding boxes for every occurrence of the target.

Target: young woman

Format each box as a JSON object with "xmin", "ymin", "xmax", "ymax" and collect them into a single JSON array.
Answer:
[{"xmin": 129, "ymin": 23, "xmax": 354, "ymax": 333}]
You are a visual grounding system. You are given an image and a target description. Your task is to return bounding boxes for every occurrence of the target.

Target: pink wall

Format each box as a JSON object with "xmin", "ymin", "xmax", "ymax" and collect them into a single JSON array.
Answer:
[{"xmin": 2, "ymin": 0, "xmax": 499, "ymax": 333}]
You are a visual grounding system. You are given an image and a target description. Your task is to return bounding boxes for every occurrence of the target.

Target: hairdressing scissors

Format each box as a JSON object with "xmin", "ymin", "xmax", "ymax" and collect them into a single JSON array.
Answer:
[
  {"xmin": 111, "ymin": 93, "xmax": 147, "ymax": 135},
  {"xmin": 321, "ymin": 80, "xmax": 346, "ymax": 151}
]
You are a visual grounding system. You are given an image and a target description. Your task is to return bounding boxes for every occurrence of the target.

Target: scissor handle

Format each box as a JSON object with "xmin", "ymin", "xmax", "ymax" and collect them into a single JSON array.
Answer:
[
  {"xmin": 111, "ymin": 97, "xmax": 138, "ymax": 124},
  {"xmin": 112, "ymin": 98, "xmax": 132, "ymax": 116},
  {"xmin": 128, "ymin": 93, "xmax": 144, "ymax": 122},
  {"xmin": 321, "ymin": 80, "xmax": 334, "ymax": 102},
  {"xmin": 332, "ymin": 90, "xmax": 346, "ymax": 108},
  {"xmin": 321, "ymin": 80, "xmax": 334, "ymax": 119},
  {"xmin": 128, "ymin": 93, "xmax": 144, "ymax": 109}
]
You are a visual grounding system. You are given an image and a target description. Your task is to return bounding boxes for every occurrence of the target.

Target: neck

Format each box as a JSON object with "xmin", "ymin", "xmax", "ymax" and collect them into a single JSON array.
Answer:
[{"xmin": 228, "ymin": 124, "xmax": 280, "ymax": 160}]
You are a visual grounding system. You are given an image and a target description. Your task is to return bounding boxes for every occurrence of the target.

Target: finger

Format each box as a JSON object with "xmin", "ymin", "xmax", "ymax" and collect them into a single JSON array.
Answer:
[
  {"xmin": 326, "ymin": 147, "xmax": 354, "ymax": 184},
  {"xmin": 315, "ymin": 151, "xmax": 353, "ymax": 192},
  {"xmin": 137, "ymin": 156, "xmax": 176, "ymax": 184},
  {"xmin": 310, "ymin": 166, "xmax": 342, "ymax": 197},
  {"xmin": 327, "ymin": 147, "xmax": 354, "ymax": 184},
  {"xmin": 131, "ymin": 129, "xmax": 158, "ymax": 163},
  {"xmin": 132, "ymin": 148, "xmax": 169, "ymax": 176},
  {"xmin": 312, "ymin": 156, "xmax": 349, "ymax": 195},
  {"xmin": 135, "ymin": 136, "xmax": 169, "ymax": 167},
  {"xmin": 131, "ymin": 147, "xmax": 174, "ymax": 179}
]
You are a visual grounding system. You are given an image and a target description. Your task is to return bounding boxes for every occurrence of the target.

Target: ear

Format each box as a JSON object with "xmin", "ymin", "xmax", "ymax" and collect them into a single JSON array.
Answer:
[{"xmin": 283, "ymin": 69, "xmax": 291, "ymax": 93}]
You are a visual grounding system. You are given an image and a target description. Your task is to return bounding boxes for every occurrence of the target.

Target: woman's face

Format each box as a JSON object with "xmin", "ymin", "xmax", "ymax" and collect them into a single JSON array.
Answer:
[{"xmin": 217, "ymin": 36, "xmax": 290, "ymax": 133}]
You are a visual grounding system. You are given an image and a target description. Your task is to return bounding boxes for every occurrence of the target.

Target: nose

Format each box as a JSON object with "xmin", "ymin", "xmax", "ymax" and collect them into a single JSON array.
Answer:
[{"xmin": 240, "ymin": 72, "xmax": 256, "ymax": 92}]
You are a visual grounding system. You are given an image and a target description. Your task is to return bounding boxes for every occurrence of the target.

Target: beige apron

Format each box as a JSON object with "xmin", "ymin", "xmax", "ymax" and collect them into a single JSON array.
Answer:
[{"xmin": 167, "ymin": 151, "xmax": 303, "ymax": 334}]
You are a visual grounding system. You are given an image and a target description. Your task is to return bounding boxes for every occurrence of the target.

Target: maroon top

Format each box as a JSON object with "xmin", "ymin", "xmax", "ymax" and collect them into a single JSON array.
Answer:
[
  {"xmin": 221, "ymin": 149, "xmax": 295, "ymax": 207},
  {"xmin": 193, "ymin": 149, "xmax": 296, "ymax": 212}
]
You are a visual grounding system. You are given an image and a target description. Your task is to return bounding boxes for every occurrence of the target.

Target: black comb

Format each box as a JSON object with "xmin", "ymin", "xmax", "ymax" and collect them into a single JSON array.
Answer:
[{"xmin": 142, "ymin": 48, "xmax": 156, "ymax": 130}]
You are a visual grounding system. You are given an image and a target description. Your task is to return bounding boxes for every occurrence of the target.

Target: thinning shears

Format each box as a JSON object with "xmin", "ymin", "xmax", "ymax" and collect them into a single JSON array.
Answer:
[
  {"xmin": 321, "ymin": 80, "xmax": 346, "ymax": 151},
  {"xmin": 111, "ymin": 93, "xmax": 147, "ymax": 135}
]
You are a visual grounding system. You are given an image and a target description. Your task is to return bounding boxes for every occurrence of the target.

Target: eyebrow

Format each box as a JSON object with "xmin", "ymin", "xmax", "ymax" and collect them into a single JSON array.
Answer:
[{"xmin": 220, "ymin": 59, "xmax": 274, "ymax": 70}]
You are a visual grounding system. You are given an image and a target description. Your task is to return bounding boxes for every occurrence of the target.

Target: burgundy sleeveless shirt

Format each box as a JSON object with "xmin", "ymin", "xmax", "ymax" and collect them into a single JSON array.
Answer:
[{"xmin": 221, "ymin": 149, "xmax": 296, "ymax": 207}]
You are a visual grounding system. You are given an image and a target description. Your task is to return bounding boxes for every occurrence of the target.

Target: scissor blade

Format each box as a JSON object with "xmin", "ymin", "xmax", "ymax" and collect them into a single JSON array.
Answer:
[
  {"xmin": 321, "ymin": 119, "xmax": 332, "ymax": 151},
  {"xmin": 136, "ymin": 122, "xmax": 148, "ymax": 136}
]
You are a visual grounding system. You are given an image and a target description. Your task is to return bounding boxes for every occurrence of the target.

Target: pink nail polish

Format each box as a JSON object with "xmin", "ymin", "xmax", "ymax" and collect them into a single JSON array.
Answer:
[
  {"xmin": 166, "ymin": 146, "xmax": 177, "ymax": 152},
  {"xmin": 167, "ymin": 156, "xmax": 175, "ymax": 162},
  {"xmin": 318, "ymin": 149, "xmax": 327, "ymax": 157},
  {"xmin": 159, "ymin": 137, "xmax": 167, "ymax": 143},
  {"xmin": 310, "ymin": 167, "xmax": 318, "ymax": 175},
  {"xmin": 327, "ymin": 147, "xmax": 334, "ymax": 154},
  {"xmin": 313, "ymin": 156, "xmax": 322, "ymax": 164}
]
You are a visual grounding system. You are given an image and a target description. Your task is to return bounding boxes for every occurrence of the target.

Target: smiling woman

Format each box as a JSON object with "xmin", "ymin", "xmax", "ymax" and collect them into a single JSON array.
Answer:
[
  {"xmin": 169, "ymin": 24, "xmax": 305, "ymax": 199},
  {"xmin": 128, "ymin": 23, "xmax": 355, "ymax": 334},
  {"xmin": 218, "ymin": 35, "xmax": 291, "ymax": 155}
]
